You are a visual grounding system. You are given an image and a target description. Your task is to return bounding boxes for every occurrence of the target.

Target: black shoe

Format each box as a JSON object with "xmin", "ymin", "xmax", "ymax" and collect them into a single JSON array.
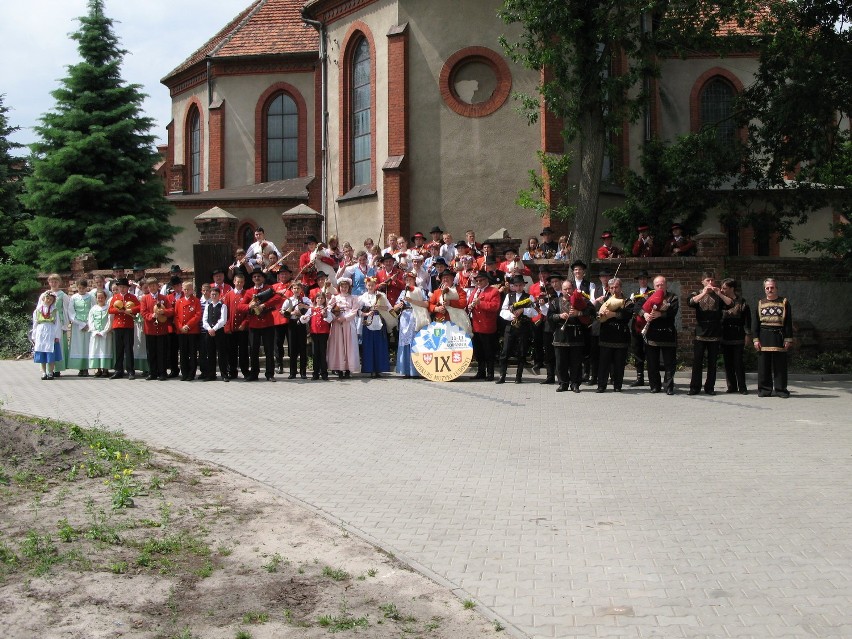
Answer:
[
  {"xmin": 337, "ymin": 371, "xmax": 344, "ymax": 379},
  {"xmin": 288, "ymin": 374, "xmax": 296, "ymax": 379},
  {"xmin": 585, "ymin": 379, "xmax": 596, "ymax": 386},
  {"xmin": 556, "ymin": 384, "xmax": 568, "ymax": 392},
  {"xmin": 532, "ymin": 365, "xmax": 541, "ymax": 376},
  {"xmin": 495, "ymin": 377, "xmax": 506, "ymax": 384},
  {"xmin": 277, "ymin": 365, "xmax": 285, "ymax": 375},
  {"xmin": 776, "ymin": 391, "xmax": 790, "ymax": 399},
  {"xmin": 650, "ymin": 387, "xmax": 660, "ymax": 394},
  {"xmin": 630, "ymin": 379, "xmax": 645, "ymax": 387},
  {"xmin": 267, "ymin": 376, "xmax": 276, "ymax": 382},
  {"xmin": 614, "ymin": 388, "xmax": 622, "ymax": 392},
  {"xmin": 321, "ymin": 374, "xmax": 329, "ymax": 381},
  {"xmin": 246, "ymin": 375, "xmax": 258, "ymax": 382},
  {"xmin": 145, "ymin": 375, "xmax": 155, "ymax": 381},
  {"xmin": 222, "ymin": 377, "xmax": 229, "ymax": 382},
  {"xmin": 53, "ymin": 371, "xmax": 61, "ymax": 377},
  {"xmin": 301, "ymin": 374, "xmax": 307, "ymax": 379},
  {"xmin": 705, "ymin": 390, "xmax": 716, "ymax": 396},
  {"xmin": 473, "ymin": 371, "xmax": 486, "ymax": 380},
  {"xmin": 758, "ymin": 391, "xmax": 770, "ymax": 397},
  {"xmin": 571, "ymin": 384, "xmax": 580, "ymax": 393},
  {"xmin": 687, "ymin": 390, "xmax": 699, "ymax": 396},
  {"xmin": 540, "ymin": 378, "xmax": 555, "ymax": 385},
  {"xmin": 725, "ymin": 388, "xmax": 738, "ymax": 394},
  {"xmin": 344, "ymin": 371, "xmax": 351, "ymax": 378},
  {"xmin": 312, "ymin": 374, "xmax": 319, "ymax": 380},
  {"xmin": 740, "ymin": 390, "xmax": 748, "ymax": 395},
  {"xmin": 109, "ymin": 373, "xmax": 124, "ymax": 379},
  {"xmin": 596, "ymin": 388, "xmax": 605, "ymax": 393},
  {"xmin": 514, "ymin": 378, "xmax": 523, "ymax": 384},
  {"xmin": 158, "ymin": 375, "xmax": 168, "ymax": 381},
  {"xmin": 666, "ymin": 388, "xmax": 674, "ymax": 395},
  {"xmin": 485, "ymin": 374, "xmax": 495, "ymax": 381}
]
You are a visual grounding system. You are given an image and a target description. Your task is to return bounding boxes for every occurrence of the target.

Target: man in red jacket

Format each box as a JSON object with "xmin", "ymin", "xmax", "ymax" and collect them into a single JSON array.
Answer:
[
  {"xmin": 239, "ymin": 271, "xmax": 280, "ymax": 381},
  {"xmin": 107, "ymin": 278, "xmax": 139, "ymax": 379},
  {"xmin": 139, "ymin": 277, "xmax": 174, "ymax": 381},
  {"xmin": 223, "ymin": 273, "xmax": 249, "ymax": 379},
  {"xmin": 467, "ymin": 271, "xmax": 501, "ymax": 380},
  {"xmin": 174, "ymin": 281, "xmax": 201, "ymax": 380}
]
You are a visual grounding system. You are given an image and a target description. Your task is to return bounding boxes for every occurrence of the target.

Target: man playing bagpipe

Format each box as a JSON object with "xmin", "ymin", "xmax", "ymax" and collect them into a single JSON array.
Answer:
[
  {"xmin": 549, "ymin": 279, "xmax": 593, "ymax": 392},
  {"xmin": 495, "ymin": 275, "xmax": 537, "ymax": 384},
  {"xmin": 642, "ymin": 276, "xmax": 680, "ymax": 395}
]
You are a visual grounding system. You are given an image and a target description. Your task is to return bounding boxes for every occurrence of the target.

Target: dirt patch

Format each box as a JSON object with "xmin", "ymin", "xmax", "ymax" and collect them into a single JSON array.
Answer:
[{"xmin": 0, "ymin": 413, "xmax": 503, "ymax": 638}]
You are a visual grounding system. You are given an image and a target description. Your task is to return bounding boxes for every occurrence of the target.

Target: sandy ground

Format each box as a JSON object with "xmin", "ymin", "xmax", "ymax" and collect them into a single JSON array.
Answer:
[{"xmin": 0, "ymin": 414, "xmax": 503, "ymax": 639}]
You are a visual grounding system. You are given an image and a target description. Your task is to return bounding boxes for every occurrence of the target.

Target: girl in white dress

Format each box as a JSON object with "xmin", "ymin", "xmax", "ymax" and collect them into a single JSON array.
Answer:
[
  {"xmin": 87, "ymin": 290, "xmax": 113, "ymax": 376},
  {"xmin": 68, "ymin": 278, "xmax": 93, "ymax": 374}
]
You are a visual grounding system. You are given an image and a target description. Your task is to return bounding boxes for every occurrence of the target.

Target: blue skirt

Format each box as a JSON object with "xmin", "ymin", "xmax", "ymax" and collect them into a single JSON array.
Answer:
[
  {"xmin": 394, "ymin": 343, "xmax": 419, "ymax": 377},
  {"xmin": 34, "ymin": 341, "xmax": 63, "ymax": 364},
  {"xmin": 361, "ymin": 328, "xmax": 390, "ymax": 373}
]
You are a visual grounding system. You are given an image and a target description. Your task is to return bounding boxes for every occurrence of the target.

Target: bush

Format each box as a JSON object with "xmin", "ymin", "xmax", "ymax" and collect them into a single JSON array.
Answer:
[
  {"xmin": 0, "ymin": 296, "xmax": 32, "ymax": 359},
  {"xmin": 792, "ymin": 351, "xmax": 852, "ymax": 375}
]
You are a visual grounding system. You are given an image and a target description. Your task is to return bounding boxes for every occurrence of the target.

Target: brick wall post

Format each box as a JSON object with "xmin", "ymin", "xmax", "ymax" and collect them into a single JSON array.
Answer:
[
  {"xmin": 194, "ymin": 206, "xmax": 239, "ymax": 251},
  {"xmin": 281, "ymin": 204, "xmax": 324, "ymax": 273}
]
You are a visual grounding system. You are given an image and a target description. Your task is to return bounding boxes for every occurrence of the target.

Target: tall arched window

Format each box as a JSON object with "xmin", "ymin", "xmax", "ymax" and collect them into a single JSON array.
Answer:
[
  {"xmin": 266, "ymin": 93, "xmax": 298, "ymax": 181},
  {"xmin": 188, "ymin": 107, "xmax": 201, "ymax": 193},
  {"xmin": 700, "ymin": 77, "xmax": 736, "ymax": 146},
  {"xmin": 351, "ymin": 38, "xmax": 371, "ymax": 187}
]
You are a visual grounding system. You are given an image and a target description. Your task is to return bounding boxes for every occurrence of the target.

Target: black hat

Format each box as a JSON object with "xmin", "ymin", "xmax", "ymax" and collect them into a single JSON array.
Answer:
[
  {"xmin": 169, "ymin": 275, "xmax": 182, "ymax": 285},
  {"xmin": 276, "ymin": 264, "xmax": 292, "ymax": 273},
  {"xmin": 548, "ymin": 272, "xmax": 564, "ymax": 281},
  {"xmin": 430, "ymin": 226, "xmax": 443, "ymax": 234},
  {"xmin": 439, "ymin": 269, "xmax": 455, "ymax": 279},
  {"xmin": 251, "ymin": 271, "xmax": 266, "ymax": 278},
  {"xmin": 169, "ymin": 264, "xmax": 182, "ymax": 273},
  {"xmin": 473, "ymin": 270, "xmax": 490, "ymax": 281},
  {"xmin": 132, "ymin": 264, "xmax": 145, "ymax": 272},
  {"xmin": 509, "ymin": 275, "xmax": 526, "ymax": 285},
  {"xmin": 455, "ymin": 241, "xmax": 469, "ymax": 249},
  {"xmin": 115, "ymin": 277, "xmax": 130, "ymax": 287},
  {"xmin": 636, "ymin": 269, "xmax": 650, "ymax": 280},
  {"xmin": 315, "ymin": 270, "xmax": 328, "ymax": 279},
  {"xmin": 211, "ymin": 268, "xmax": 225, "ymax": 276},
  {"xmin": 571, "ymin": 260, "xmax": 587, "ymax": 270},
  {"xmin": 305, "ymin": 235, "xmax": 319, "ymax": 244},
  {"xmin": 433, "ymin": 257, "xmax": 448, "ymax": 267},
  {"xmin": 540, "ymin": 226, "xmax": 554, "ymax": 236},
  {"xmin": 111, "ymin": 263, "xmax": 125, "ymax": 271},
  {"xmin": 381, "ymin": 252, "xmax": 396, "ymax": 262},
  {"xmin": 598, "ymin": 267, "xmax": 613, "ymax": 277}
]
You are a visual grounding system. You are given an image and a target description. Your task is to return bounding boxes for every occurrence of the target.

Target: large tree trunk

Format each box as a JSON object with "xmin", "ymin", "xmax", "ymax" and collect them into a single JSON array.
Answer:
[{"xmin": 571, "ymin": 107, "xmax": 606, "ymax": 265}]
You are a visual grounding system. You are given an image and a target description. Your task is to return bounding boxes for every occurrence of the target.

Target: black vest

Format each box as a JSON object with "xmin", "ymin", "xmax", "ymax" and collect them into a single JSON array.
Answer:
[{"xmin": 206, "ymin": 303, "xmax": 222, "ymax": 327}]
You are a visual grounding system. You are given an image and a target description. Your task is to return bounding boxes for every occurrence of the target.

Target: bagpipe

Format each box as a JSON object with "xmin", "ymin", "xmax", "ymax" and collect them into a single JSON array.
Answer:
[
  {"xmin": 249, "ymin": 287, "xmax": 276, "ymax": 315},
  {"xmin": 597, "ymin": 295, "xmax": 624, "ymax": 323},
  {"xmin": 569, "ymin": 289, "xmax": 593, "ymax": 326},
  {"xmin": 640, "ymin": 288, "xmax": 666, "ymax": 337}
]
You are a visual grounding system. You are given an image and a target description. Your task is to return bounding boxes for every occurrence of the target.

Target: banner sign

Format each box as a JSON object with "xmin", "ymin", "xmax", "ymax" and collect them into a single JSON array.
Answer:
[{"xmin": 411, "ymin": 321, "xmax": 473, "ymax": 382}]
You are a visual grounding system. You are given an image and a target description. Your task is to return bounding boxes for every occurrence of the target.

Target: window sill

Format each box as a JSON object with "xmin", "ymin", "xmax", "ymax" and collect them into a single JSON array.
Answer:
[{"xmin": 337, "ymin": 185, "xmax": 378, "ymax": 202}]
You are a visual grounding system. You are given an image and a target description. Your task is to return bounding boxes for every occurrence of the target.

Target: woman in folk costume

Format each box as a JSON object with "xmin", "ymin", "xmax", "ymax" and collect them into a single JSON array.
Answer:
[
  {"xmin": 393, "ymin": 271, "xmax": 429, "ymax": 378},
  {"xmin": 44, "ymin": 274, "xmax": 71, "ymax": 374},
  {"xmin": 358, "ymin": 277, "xmax": 393, "ymax": 378},
  {"xmin": 67, "ymin": 278, "xmax": 94, "ymax": 375},
  {"xmin": 31, "ymin": 290, "xmax": 63, "ymax": 380},
  {"xmin": 327, "ymin": 277, "xmax": 360, "ymax": 378},
  {"xmin": 300, "ymin": 289, "xmax": 333, "ymax": 380},
  {"xmin": 87, "ymin": 289, "xmax": 113, "ymax": 377},
  {"xmin": 339, "ymin": 249, "xmax": 375, "ymax": 297}
]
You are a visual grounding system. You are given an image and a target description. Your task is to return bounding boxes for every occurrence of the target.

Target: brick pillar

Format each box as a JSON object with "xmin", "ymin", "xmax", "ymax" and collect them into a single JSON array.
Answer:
[
  {"xmin": 208, "ymin": 99, "xmax": 226, "ymax": 190},
  {"xmin": 383, "ymin": 23, "xmax": 409, "ymax": 239},
  {"xmin": 169, "ymin": 164, "xmax": 185, "ymax": 194},
  {"xmin": 695, "ymin": 231, "xmax": 727, "ymax": 259},
  {"xmin": 71, "ymin": 253, "xmax": 98, "ymax": 280},
  {"xmin": 281, "ymin": 204, "xmax": 324, "ymax": 273},
  {"xmin": 194, "ymin": 206, "xmax": 239, "ymax": 250}
]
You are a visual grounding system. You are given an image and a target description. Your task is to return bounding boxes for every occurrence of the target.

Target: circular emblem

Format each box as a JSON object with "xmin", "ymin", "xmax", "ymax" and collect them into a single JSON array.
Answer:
[{"xmin": 411, "ymin": 321, "xmax": 473, "ymax": 382}]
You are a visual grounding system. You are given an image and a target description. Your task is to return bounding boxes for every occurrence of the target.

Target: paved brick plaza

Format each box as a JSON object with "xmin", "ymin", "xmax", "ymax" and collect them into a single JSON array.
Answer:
[{"xmin": 2, "ymin": 360, "xmax": 850, "ymax": 638}]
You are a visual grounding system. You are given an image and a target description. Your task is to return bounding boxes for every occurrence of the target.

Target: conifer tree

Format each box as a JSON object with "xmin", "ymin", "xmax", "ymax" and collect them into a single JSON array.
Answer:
[
  {"xmin": 12, "ymin": 0, "xmax": 177, "ymax": 272},
  {"xmin": 0, "ymin": 94, "xmax": 29, "ymax": 259}
]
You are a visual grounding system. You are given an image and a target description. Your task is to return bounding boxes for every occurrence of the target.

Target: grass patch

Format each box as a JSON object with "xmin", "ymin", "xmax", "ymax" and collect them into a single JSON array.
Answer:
[
  {"xmin": 462, "ymin": 599, "xmax": 476, "ymax": 610},
  {"xmin": 322, "ymin": 565, "xmax": 350, "ymax": 581},
  {"xmin": 241, "ymin": 610, "xmax": 269, "ymax": 624}
]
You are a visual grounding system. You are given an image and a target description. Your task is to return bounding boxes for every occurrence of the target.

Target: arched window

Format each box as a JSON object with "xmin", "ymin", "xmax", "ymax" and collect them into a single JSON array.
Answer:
[
  {"xmin": 699, "ymin": 77, "xmax": 736, "ymax": 146},
  {"xmin": 188, "ymin": 107, "xmax": 201, "ymax": 193},
  {"xmin": 351, "ymin": 38, "xmax": 371, "ymax": 187},
  {"xmin": 266, "ymin": 93, "xmax": 298, "ymax": 181},
  {"xmin": 239, "ymin": 223, "xmax": 255, "ymax": 250}
]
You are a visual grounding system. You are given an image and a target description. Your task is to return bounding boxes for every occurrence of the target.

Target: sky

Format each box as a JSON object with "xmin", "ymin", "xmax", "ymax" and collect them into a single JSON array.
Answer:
[{"xmin": 0, "ymin": 0, "xmax": 253, "ymax": 150}]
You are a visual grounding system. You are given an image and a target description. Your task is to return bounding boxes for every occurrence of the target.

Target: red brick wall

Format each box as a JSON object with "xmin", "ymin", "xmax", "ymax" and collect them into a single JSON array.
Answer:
[
  {"xmin": 208, "ymin": 100, "xmax": 225, "ymax": 190},
  {"xmin": 383, "ymin": 24, "xmax": 409, "ymax": 239}
]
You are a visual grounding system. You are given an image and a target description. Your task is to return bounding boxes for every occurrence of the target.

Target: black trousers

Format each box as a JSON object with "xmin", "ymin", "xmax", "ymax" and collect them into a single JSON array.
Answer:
[
  {"xmin": 204, "ymin": 331, "xmax": 228, "ymax": 379},
  {"xmin": 499, "ymin": 323, "xmax": 531, "ymax": 378},
  {"xmin": 178, "ymin": 333, "xmax": 198, "ymax": 379},
  {"xmin": 542, "ymin": 332, "xmax": 556, "ymax": 380},
  {"xmin": 758, "ymin": 350, "xmax": 788, "ymax": 394},
  {"xmin": 311, "ymin": 333, "xmax": 329, "ymax": 378},
  {"xmin": 113, "ymin": 327, "xmax": 134, "ymax": 375},
  {"xmin": 532, "ymin": 321, "xmax": 545, "ymax": 367},
  {"xmin": 554, "ymin": 344, "xmax": 583, "ymax": 386},
  {"xmin": 690, "ymin": 340, "xmax": 720, "ymax": 392},
  {"xmin": 631, "ymin": 331, "xmax": 646, "ymax": 377},
  {"xmin": 587, "ymin": 334, "xmax": 600, "ymax": 381},
  {"xmin": 288, "ymin": 322, "xmax": 308, "ymax": 376},
  {"xmin": 598, "ymin": 346, "xmax": 628, "ymax": 390},
  {"xmin": 275, "ymin": 323, "xmax": 289, "ymax": 366},
  {"xmin": 722, "ymin": 343, "xmax": 747, "ymax": 392},
  {"xmin": 249, "ymin": 326, "xmax": 276, "ymax": 379},
  {"xmin": 227, "ymin": 330, "xmax": 250, "ymax": 378},
  {"xmin": 146, "ymin": 333, "xmax": 169, "ymax": 378},
  {"xmin": 472, "ymin": 331, "xmax": 498, "ymax": 375},
  {"xmin": 646, "ymin": 344, "xmax": 677, "ymax": 392},
  {"xmin": 168, "ymin": 333, "xmax": 179, "ymax": 375}
]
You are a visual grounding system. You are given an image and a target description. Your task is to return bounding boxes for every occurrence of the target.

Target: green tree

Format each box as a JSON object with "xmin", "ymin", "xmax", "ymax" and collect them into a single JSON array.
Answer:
[
  {"xmin": 499, "ymin": 0, "xmax": 752, "ymax": 262},
  {"xmin": 0, "ymin": 94, "xmax": 30, "ymax": 259},
  {"xmin": 10, "ymin": 0, "xmax": 177, "ymax": 273},
  {"xmin": 733, "ymin": 0, "xmax": 852, "ymax": 245},
  {"xmin": 605, "ymin": 131, "xmax": 738, "ymax": 250}
]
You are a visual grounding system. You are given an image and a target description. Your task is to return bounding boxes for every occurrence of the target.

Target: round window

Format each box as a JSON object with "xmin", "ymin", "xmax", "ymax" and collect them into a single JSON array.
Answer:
[{"xmin": 439, "ymin": 47, "xmax": 512, "ymax": 118}]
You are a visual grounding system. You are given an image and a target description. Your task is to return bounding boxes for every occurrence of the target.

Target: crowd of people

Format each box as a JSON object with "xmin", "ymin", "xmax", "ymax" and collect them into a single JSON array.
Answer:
[{"xmin": 30, "ymin": 224, "xmax": 794, "ymax": 397}]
